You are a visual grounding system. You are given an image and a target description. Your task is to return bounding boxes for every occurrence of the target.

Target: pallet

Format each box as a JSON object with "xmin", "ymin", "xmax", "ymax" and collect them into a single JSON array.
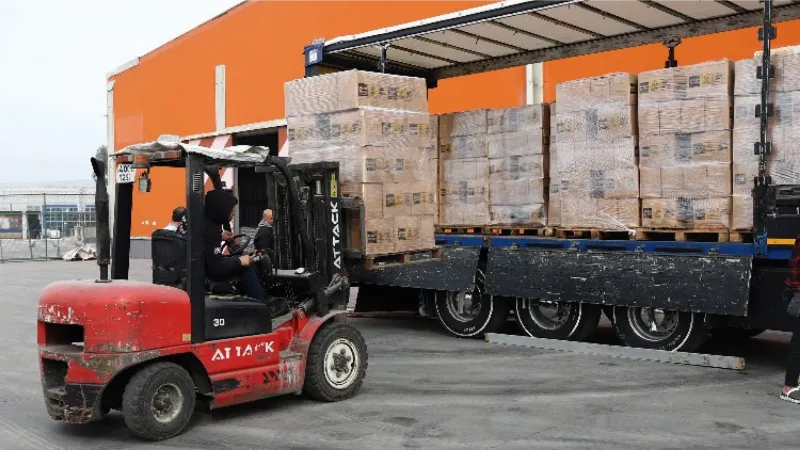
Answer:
[
  {"xmin": 488, "ymin": 226, "xmax": 555, "ymax": 237},
  {"xmin": 361, "ymin": 247, "xmax": 444, "ymax": 270},
  {"xmin": 729, "ymin": 230, "xmax": 754, "ymax": 243},
  {"xmin": 635, "ymin": 228, "xmax": 730, "ymax": 243},
  {"xmin": 555, "ymin": 228, "xmax": 634, "ymax": 240},
  {"xmin": 435, "ymin": 226, "xmax": 488, "ymax": 235}
]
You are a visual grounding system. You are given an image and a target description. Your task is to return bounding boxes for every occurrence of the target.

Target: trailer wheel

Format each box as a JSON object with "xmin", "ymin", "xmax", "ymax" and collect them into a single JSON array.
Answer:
[
  {"xmin": 435, "ymin": 290, "xmax": 509, "ymax": 338},
  {"xmin": 613, "ymin": 307, "xmax": 708, "ymax": 352},
  {"xmin": 515, "ymin": 299, "xmax": 601, "ymax": 341},
  {"xmin": 122, "ymin": 362, "xmax": 196, "ymax": 441},
  {"xmin": 303, "ymin": 321, "xmax": 368, "ymax": 402}
]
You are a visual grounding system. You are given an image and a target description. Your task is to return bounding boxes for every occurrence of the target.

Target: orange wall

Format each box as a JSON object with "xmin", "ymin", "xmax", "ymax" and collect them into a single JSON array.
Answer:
[
  {"xmin": 113, "ymin": 0, "xmax": 525, "ymax": 236},
  {"xmin": 543, "ymin": 20, "xmax": 800, "ymax": 102}
]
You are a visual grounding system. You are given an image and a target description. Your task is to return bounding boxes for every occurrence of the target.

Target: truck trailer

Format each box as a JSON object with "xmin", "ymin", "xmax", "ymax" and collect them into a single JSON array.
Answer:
[{"xmin": 295, "ymin": 0, "xmax": 800, "ymax": 352}]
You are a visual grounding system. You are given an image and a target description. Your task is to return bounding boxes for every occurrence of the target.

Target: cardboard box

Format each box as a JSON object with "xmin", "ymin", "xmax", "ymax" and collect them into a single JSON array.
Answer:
[
  {"xmin": 641, "ymin": 197, "xmax": 731, "ymax": 229},
  {"xmin": 339, "ymin": 183, "xmax": 384, "ymax": 220},
  {"xmin": 392, "ymin": 148, "xmax": 436, "ymax": 184},
  {"xmin": 489, "ymin": 178, "xmax": 546, "ymax": 205},
  {"xmin": 489, "ymin": 155, "xmax": 547, "ymax": 180},
  {"xmin": 440, "ymin": 158, "xmax": 490, "ymax": 181},
  {"xmin": 548, "ymin": 191, "xmax": 561, "ymax": 227},
  {"xmin": 439, "ymin": 203, "xmax": 490, "ymax": 227},
  {"xmin": 439, "ymin": 110, "xmax": 488, "ymax": 137},
  {"xmin": 640, "ymin": 163, "xmax": 732, "ymax": 198},
  {"xmin": 560, "ymin": 196, "xmax": 639, "ymax": 229},
  {"xmin": 395, "ymin": 216, "xmax": 435, "ymax": 253},
  {"xmin": 683, "ymin": 59, "xmax": 733, "ymax": 100},
  {"xmin": 732, "ymin": 194, "xmax": 753, "ymax": 230},
  {"xmin": 732, "ymin": 163, "xmax": 757, "ymax": 196},
  {"xmin": 556, "ymin": 78, "xmax": 592, "ymax": 113},
  {"xmin": 489, "ymin": 204, "xmax": 547, "ymax": 226},
  {"xmin": 383, "ymin": 183, "xmax": 413, "ymax": 219},
  {"xmin": 284, "ymin": 70, "xmax": 428, "ymax": 117},
  {"xmin": 591, "ymin": 72, "xmax": 637, "ymax": 104},
  {"xmin": 734, "ymin": 56, "xmax": 781, "ymax": 96},
  {"xmin": 439, "ymin": 180, "xmax": 490, "ymax": 205},
  {"xmin": 410, "ymin": 182, "xmax": 437, "ymax": 216},
  {"xmin": 363, "ymin": 218, "xmax": 396, "ymax": 255},
  {"xmin": 487, "ymin": 129, "xmax": 547, "ymax": 159},
  {"xmin": 488, "ymin": 104, "xmax": 550, "ymax": 134},
  {"xmin": 639, "ymin": 131, "xmax": 732, "ymax": 167},
  {"xmin": 638, "ymin": 67, "xmax": 687, "ymax": 103}
]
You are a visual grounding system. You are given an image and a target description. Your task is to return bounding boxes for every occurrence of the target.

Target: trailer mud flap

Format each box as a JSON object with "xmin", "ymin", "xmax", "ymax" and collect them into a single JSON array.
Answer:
[
  {"xmin": 483, "ymin": 248, "xmax": 753, "ymax": 316},
  {"xmin": 349, "ymin": 246, "xmax": 480, "ymax": 291}
]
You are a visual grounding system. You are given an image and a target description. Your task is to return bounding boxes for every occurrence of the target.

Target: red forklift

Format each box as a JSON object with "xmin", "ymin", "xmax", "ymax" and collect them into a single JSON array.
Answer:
[{"xmin": 37, "ymin": 139, "xmax": 368, "ymax": 440}]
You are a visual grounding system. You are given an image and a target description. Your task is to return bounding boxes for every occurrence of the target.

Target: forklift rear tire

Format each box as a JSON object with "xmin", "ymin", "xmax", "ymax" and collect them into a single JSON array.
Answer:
[
  {"xmin": 122, "ymin": 362, "xmax": 196, "ymax": 441},
  {"xmin": 303, "ymin": 321, "xmax": 368, "ymax": 402},
  {"xmin": 435, "ymin": 291, "xmax": 510, "ymax": 338}
]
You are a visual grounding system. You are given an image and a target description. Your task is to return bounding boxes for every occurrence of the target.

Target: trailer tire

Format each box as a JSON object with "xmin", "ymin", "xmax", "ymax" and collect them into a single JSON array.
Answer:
[
  {"xmin": 435, "ymin": 291, "xmax": 509, "ymax": 338},
  {"xmin": 613, "ymin": 307, "xmax": 708, "ymax": 352},
  {"xmin": 515, "ymin": 299, "xmax": 601, "ymax": 341},
  {"xmin": 122, "ymin": 362, "xmax": 196, "ymax": 441}
]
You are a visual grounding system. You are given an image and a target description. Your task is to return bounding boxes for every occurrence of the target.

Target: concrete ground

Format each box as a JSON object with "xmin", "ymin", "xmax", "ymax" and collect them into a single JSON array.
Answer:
[{"xmin": 3, "ymin": 260, "xmax": 800, "ymax": 449}]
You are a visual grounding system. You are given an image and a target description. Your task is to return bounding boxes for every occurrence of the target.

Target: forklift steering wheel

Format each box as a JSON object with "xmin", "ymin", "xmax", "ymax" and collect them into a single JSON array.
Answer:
[{"xmin": 222, "ymin": 234, "xmax": 251, "ymax": 256}]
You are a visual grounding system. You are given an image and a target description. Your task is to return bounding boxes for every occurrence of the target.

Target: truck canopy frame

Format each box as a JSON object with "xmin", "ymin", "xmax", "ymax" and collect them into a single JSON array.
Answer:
[{"xmin": 306, "ymin": 0, "xmax": 800, "ymax": 82}]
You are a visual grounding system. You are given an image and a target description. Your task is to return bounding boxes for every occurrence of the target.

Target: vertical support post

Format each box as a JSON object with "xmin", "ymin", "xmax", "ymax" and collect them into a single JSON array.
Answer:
[
  {"xmin": 753, "ymin": 0, "xmax": 775, "ymax": 255},
  {"xmin": 215, "ymin": 65, "xmax": 226, "ymax": 132},
  {"xmin": 186, "ymin": 154, "xmax": 207, "ymax": 344},
  {"xmin": 378, "ymin": 43, "xmax": 390, "ymax": 73}
]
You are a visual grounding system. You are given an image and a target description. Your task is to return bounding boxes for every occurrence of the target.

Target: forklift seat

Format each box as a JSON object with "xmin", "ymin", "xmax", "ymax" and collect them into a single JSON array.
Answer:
[{"xmin": 151, "ymin": 229, "xmax": 188, "ymax": 289}]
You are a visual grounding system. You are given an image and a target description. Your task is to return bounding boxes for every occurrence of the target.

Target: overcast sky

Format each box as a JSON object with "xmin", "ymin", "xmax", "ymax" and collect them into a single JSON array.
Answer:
[{"xmin": 0, "ymin": 0, "xmax": 241, "ymax": 185}]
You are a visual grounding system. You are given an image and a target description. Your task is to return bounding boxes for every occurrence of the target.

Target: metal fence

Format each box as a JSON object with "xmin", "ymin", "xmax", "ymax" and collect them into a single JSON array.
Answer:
[{"xmin": 0, "ymin": 193, "xmax": 96, "ymax": 262}]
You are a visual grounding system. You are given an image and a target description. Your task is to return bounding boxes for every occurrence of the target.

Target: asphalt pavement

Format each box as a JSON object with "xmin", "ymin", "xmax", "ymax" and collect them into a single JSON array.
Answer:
[{"xmin": 2, "ymin": 259, "xmax": 800, "ymax": 449}]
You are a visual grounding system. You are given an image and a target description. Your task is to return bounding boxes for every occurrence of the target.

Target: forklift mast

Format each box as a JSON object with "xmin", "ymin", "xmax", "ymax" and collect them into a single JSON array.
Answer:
[{"xmin": 260, "ymin": 160, "xmax": 348, "ymax": 313}]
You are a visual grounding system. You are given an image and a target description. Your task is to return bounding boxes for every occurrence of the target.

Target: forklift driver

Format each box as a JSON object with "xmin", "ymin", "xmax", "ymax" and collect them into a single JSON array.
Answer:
[{"xmin": 204, "ymin": 189, "xmax": 265, "ymax": 301}]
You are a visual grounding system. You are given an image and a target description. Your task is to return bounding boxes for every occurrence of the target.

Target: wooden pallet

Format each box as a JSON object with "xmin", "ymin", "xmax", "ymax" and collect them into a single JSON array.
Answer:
[
  {"xmin": 635, "ymin": 228, "xmax": 730, "ymax": 242},
  {"xmin": 435, "ymin": 226, "xmax": 488, "ymax": 235},
  {"xmin": 362, "ymin": 247, "xmax": 444, "ymax": 270},
  {"xmin": 729, "ymin": 230, "xmax": 754, "ymax": 243},
  {"xmin": 488, "ymin": 226, "xmax": 555, "ymax": 237},
  {"xmin": 555, "ymin": 228, "xmax": 634, "ymax": 240}
]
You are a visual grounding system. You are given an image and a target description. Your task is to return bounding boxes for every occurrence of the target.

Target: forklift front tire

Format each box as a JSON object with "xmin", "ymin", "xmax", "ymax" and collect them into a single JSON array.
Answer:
[
  {"xmin": 122, "ymin": 361, "xmax": 197, "ymax": 441},
  {"xmin": 303, "ymin": 321, "xmax": 368, "ymax": 402}
]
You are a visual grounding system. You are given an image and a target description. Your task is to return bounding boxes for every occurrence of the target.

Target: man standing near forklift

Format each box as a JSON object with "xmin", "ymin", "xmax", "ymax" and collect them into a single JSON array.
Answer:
[
  {"xmin": 204, "ymin": 189, "xmax": 265, "ymax": 300},
  {"xmin": 254, "ymin": 208, "xmax": 275, "ymax": 261}
]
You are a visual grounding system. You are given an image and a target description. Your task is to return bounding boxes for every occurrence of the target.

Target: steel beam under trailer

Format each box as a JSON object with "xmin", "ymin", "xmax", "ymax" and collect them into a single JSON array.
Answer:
[{"xmin": 485, "ymin": 333, "xmax": 746, "ymax": 371}]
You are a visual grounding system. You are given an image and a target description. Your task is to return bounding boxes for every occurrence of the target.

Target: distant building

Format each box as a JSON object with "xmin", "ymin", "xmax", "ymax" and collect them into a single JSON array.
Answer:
[{"xmin": 0, "ymin": 186, "xmax": 95, "ymax": 240}]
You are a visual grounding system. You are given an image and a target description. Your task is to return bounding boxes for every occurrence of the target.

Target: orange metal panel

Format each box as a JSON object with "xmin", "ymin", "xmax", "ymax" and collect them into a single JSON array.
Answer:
[{"xmin": 112, "ymin": 1, "xmax": 524, "ymax": 237}]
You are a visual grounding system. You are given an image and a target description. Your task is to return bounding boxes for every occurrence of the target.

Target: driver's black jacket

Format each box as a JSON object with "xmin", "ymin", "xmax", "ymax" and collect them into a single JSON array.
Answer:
[{"xmin": 204, "ymin": 189, "xmax": 243, "ymax": 281}]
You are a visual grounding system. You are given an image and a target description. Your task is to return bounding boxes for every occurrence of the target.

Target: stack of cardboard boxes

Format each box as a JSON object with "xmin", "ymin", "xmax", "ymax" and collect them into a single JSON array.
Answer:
[
  {"xmin": 638, "ymin": 60, "xmax": 734, "ymax": 229},
  {"xmin": 552, "ymin": 73, "xmax": 639, "ymax": 230},
  {"xmin": 486, "ymin": 104, "xmax": 550, "ymax": 226},
  {"xmin": 284, "ymin": 70, "xmax": 436, "ymax": 255},
  {"xmin": 733, "ymin": 47, "xmax": 800, "ymax": 229},
  {"xmin": 437, "ymin": 110, "xmax": 491, "ymax": 226}
]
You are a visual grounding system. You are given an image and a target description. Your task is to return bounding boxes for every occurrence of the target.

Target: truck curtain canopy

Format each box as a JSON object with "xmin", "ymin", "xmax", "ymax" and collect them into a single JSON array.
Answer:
[{"xmin": 311, "ymin": 0, "xmax": 800, "ymax": 80}]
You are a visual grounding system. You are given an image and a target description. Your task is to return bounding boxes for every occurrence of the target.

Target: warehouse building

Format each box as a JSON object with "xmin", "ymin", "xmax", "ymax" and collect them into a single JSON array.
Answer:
[
  {"xmin": 107, "ymin": 0, "xmax": 800, "ymax": 255},
  {"xmin": 0, "ymin": 186, "xmax": 95, "ymax": 240}
]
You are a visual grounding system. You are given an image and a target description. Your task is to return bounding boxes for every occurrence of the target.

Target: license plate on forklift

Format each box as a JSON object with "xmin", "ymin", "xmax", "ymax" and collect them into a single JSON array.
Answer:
[{"xmin": 116, "ymin": 164, "xmax": 135, "ymax": 184}]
